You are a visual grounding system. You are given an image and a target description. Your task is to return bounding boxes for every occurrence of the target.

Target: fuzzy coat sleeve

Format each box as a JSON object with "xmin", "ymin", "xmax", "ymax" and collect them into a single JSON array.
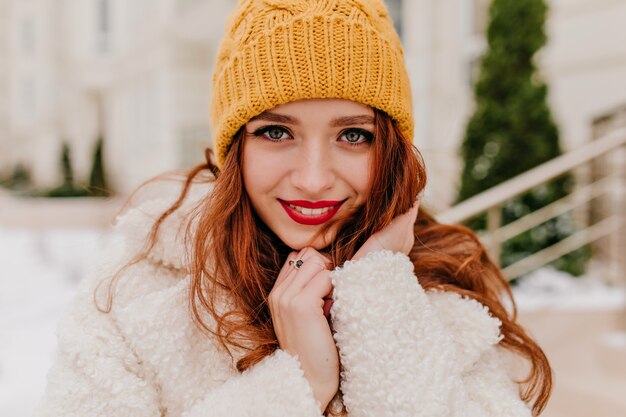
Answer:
[
  {"xmin": 330, "ymin": 250, "xmax": 532, "ymax": 417},
  {"xmin": 33, "ymin": 245, "xmax": 322, "ymax": 417},
  {"xmin": 33, "ymin": 278, "xmax": 323, "ymax": 417}
]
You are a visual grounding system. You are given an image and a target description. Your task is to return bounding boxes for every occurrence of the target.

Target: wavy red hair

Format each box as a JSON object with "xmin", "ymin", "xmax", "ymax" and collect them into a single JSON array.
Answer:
[{"xmin": 112, "ymin": 109, "xmax": 551, "ymax": 415}]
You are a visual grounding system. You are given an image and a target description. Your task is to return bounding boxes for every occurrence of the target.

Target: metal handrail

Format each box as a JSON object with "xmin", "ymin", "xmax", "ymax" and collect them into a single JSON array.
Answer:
[
  {"xmin": 493, "ymin": 174, "xmax": 615, "ymax": 243},
  {"xmin": 434, "ymin": 125, "xmax": 625, "ymax": 281},
  {"xmin": 436, "ymin": 126, "xmax": 626, "ymax": 225},
  {"xmin": 502, "ymin": 215, "xmax": 621, "ymax": 279}
]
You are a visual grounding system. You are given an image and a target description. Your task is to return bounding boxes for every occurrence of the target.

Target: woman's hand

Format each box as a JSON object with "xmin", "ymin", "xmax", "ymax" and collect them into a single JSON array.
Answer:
[
  {"xmin": 268, "ymin": 248, "xmax": 339, "ymax": 413},
  {"xmin": 353, "ymin": 198, "xmax": 420, "ymax": 260}
]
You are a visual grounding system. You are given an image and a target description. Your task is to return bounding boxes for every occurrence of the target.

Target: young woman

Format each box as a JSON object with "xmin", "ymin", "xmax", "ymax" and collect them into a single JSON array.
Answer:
[{"xmin": 35, "ymin": 1, "xmax": 552, "ymax": 416}]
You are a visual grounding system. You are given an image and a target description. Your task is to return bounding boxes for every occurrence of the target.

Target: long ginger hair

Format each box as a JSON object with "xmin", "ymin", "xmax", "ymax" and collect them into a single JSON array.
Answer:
[{"xmin": 115, "ymin": 108, "xmax": 551, "ymax": 415}]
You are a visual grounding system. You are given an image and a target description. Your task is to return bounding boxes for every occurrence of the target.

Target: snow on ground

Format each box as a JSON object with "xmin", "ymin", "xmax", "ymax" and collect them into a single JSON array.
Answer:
[
  {"xmin": 512, "ymin": 267, "xmax": 625, "ymax": 311},
  {"xmin": 0, "ymin": 228, "xmax": 623, "ymax": 417},
  {"xmin": 0, "ymin": 229, "xmax": 112, "ymax": 417}
]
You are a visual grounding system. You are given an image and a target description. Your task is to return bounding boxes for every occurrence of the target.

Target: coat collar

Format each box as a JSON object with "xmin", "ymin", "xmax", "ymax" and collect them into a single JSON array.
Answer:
[
  {"xmin": 114, "ymin": 180, "xmax": 214, "ymax": 271},
  {"xmin": 113, "ymin": 179, "xmax": 502, "ymax": 371}
]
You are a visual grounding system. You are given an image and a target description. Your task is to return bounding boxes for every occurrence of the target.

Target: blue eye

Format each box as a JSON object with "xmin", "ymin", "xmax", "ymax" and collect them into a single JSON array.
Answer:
[
  {"xmin": 253, "ymin": 126, "xmax": 291, "ymax": 141},
  {"xmin": 340, "ymin": 128, "xmax": 373, "ymax": 145}
]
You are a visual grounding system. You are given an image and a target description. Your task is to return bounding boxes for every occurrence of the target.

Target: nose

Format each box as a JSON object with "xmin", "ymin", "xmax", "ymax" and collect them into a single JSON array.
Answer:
[{"xmin": 290, "ymin": 138, "xmax": 336, "ymax": 196}]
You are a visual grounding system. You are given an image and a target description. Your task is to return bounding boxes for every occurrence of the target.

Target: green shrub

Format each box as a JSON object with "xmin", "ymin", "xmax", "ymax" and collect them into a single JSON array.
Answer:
[
  {"xmin": 87, "ymin": 137, "xmax": 111, "ymax": 197},
  {"xmin": 458, "ymin": 0, "xmax": 588, "ymax": 276}
]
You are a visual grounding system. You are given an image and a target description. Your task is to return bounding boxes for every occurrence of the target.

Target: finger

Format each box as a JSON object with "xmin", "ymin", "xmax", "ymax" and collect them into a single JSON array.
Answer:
[
  {"xmin": 323, "ymin": 298, "xmax": 333, "ymax": 319},
  {"xmin": 318, "ymin": 251, "xmax": 333, "ymax": 267},
  {"xmin": 397, "ymin": 200, "xmax": 419, "ymax": 226},
  {"xmin": 297, "ymin": 247, "xmax": 332, "ymax": 270},
  {"xmin": 280, "ymin": 256, "xmax": 328, "ymax": 300},
  {"xmin": 274, "ymin": 251, "xmax": 299, "ymax": 287},
  {"xmin": 410, "ymin": 198, "xmax": 420, "ymax": 222},
  {"xmin": 279, "ymin": 248, "xmax": 328, "ymax": 295},
  {"xmin": 299, "ymin": 247, "xmax": 326, "ymax": 262},
  {"xmin": 302, "ymin": 269, "xmax": 333, "ymax": 300},
  {"xmin": 270, "ymin": 252, "xmax": 300, "ymax": 316}
]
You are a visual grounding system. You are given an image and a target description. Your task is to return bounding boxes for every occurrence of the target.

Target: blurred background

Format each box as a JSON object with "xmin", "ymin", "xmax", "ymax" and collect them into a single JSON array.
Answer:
[{"xmin": 0, "ymin": 0, "xmax": 624, "ymax": 416}]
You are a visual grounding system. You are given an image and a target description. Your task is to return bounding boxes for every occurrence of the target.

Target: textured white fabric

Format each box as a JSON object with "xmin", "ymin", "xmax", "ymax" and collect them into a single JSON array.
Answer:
[
  {"xmin": 332, "ymin": 251, "xmax": 531, "ymax": 417},
  {"xmin": 34, "ymin": 184, "xmax": 532, "ymax": 417}
]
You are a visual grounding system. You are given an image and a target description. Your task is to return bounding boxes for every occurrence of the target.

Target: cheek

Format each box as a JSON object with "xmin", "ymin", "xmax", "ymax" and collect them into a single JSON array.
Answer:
[
  {"xmin": 242, "ymin": 144, "xmax": 281, "ymax": 202},
  {"xmin": 344, "ymin": 154, "xmax": 373, "ymax": 198},
  {"xmin": 241, "ymin": 142, "xmax": 263, "ymax": 204},
  {"xmin": 363, "ymin": 158, "xmax": 374, "ymax": 194},
  {"xmin": 333, "ymin": 153, "xmax": 372, "ymax": 202}
]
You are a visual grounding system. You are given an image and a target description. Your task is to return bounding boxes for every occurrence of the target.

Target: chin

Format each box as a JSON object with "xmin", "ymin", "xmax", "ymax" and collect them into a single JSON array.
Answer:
[{"xmin": 280, "ymin": 232, "xmax": 333, "ymax": 251}]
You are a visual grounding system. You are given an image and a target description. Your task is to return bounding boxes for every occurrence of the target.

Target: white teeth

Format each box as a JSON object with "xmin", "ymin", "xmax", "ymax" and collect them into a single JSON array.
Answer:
[{"xmin": 288, "ymin": 204, "xmax": 333, "ymax": 216}]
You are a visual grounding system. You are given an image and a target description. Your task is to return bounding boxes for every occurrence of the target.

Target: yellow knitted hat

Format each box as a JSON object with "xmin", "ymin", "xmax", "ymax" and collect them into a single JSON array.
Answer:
[{"xmin": 210, "ymin": 0, "xmax": 413, "ymax": 167}]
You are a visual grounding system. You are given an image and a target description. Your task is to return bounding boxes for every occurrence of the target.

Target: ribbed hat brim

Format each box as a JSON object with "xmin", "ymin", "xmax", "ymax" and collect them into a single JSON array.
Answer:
[{"xmin": 211, "ymin": 15, "xmax": 413, "ymax": 166}]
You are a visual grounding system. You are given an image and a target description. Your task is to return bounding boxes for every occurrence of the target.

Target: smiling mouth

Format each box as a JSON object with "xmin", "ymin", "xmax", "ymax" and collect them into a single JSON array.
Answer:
[
  {"xmin": 286, "ymin": 204, "xmax": 335, "ymax": 215},
  {"xmin": 278, "ymin": 199, "xmax": 345, "ymax": 226}
]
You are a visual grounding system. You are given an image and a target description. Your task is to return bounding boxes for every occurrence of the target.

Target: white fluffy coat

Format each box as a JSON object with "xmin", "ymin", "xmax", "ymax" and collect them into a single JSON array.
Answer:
[{"xmin": 34, "ymin": 184, "xmax": 532, "ymax": 417}]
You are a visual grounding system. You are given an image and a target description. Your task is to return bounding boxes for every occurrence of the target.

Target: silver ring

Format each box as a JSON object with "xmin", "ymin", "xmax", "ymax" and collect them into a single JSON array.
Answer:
[{"xmin": 289, "ymin": 259, "xmax": 304, "ymax": 270}]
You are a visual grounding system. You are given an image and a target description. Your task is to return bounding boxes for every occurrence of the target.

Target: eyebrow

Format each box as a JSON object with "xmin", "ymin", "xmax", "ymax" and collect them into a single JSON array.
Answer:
[
  {"xmin": 330, "ymin": 115, "xmax": 375, "ymax": 127},
  {"xmin": 249, "ymin": 112, "xmax": 296, "ymax": 124},
  {"xmin": 249, "ymin": 111, "xmax": 375, "ymax": 127}
]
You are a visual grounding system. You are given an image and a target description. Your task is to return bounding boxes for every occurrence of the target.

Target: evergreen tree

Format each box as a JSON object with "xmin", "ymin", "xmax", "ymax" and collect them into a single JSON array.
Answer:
[
  {"xmin": 458, "ymin": 0, "xmax": 586, "ymax": 275},
  {"xmin": 88, "ymin": 137, "xmax": 111, "ymax": 197},
  {"xmin": 7, "ymin": 163, "xmax": 31, "ymax": 189},
  {"xmin": 46, "ymin": 142, "xmax": 88, "ymax": 197},
  {"xmin": 61, "ymin": 142, "xmax": 74, "ymax": 187}
]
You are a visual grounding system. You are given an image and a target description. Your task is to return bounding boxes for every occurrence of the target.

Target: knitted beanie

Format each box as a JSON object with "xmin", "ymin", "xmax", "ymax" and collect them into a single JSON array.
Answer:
[{"xmin": 210, "ymin": 0, "xmax": 413, "ymax": 167}]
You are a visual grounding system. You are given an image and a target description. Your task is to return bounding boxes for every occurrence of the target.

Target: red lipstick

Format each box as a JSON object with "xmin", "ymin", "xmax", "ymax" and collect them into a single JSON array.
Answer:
[{"xmin": 278, "ymin": 199, "xmax": 344, "ymax": 226}]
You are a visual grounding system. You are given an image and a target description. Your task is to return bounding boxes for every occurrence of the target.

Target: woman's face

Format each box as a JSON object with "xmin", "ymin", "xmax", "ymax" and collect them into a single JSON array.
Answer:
[{"xmin": 242, "ymin": 98, "xmax": 374, "ymax": 250}]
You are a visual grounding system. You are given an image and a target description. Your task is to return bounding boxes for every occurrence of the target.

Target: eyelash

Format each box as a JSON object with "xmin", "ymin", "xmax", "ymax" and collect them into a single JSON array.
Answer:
[
  {"xmin": 251, "ymin": 125, "xmax": 373, "ymax": 146},
  {"xmin": 252, "ymin": 125, "xmax": 292, "ymax": 142}
]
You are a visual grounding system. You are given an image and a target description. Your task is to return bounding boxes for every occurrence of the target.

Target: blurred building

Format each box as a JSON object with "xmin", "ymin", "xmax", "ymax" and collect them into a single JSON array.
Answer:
[
  {"xmin": 4, "ymin": 0, "xmax": 235, "ymax": 193},
  {"xmin": 0, "ymin": 0, "xmax": 12, "ymax": 171},
  {"xmin": 406, "ymin": 0, "xmax": 626, "ymax": 209},
  {"xmin": 2, "ymin": 0, "xmax": 626, "ymax": 201}
]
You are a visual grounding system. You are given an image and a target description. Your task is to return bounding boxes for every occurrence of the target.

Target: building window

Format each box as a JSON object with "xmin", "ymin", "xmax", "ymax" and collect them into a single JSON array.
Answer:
[
  {"xmin": 96, "ymin": 0, "xmax": 110, "ymax": 53},
  {"xmin": 386, "ymin": 0, "xmax": 403, "ymax": 39}
]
